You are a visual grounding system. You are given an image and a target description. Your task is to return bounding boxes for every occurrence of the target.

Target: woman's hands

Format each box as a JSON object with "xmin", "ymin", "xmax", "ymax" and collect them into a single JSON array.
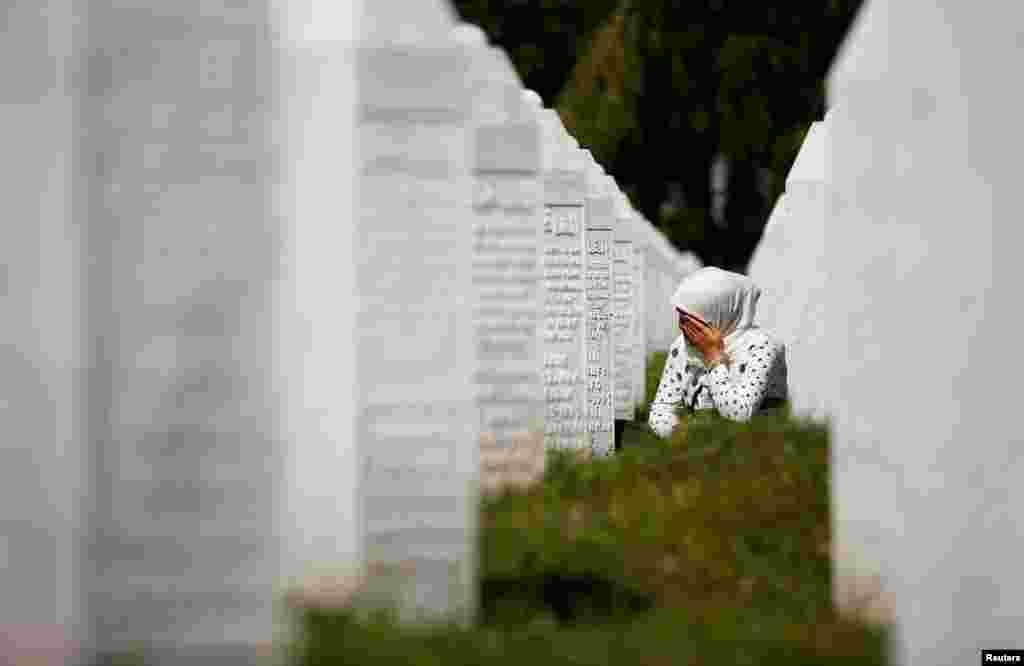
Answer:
[{"xmin": 680, "ymin": 311, "xmax": 726, "ymax": 366}]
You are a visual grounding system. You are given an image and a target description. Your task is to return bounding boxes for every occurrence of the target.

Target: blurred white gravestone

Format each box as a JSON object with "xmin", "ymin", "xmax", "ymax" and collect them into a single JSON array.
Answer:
[
  {"xmin": 824, "ymin": 1, "xmax": 1024, "ymax": 664},
  {"xmin": 0, "ymin": 2, "xmax": 85, "ymax": 663},
  {"xmin": 77, "ymin": 2, "xmax": 286, "ymax": 660},
  {"xmin": 536, "ymin": 106, "xmax": 589, "ymax": 452},
  {"xmin": 747, "ymin": 120, "xmax": 829, "ymax": 423},
  {"xmin": 0, "ymin": 0, "xmax": 479, "ymax": 660},
  {"xmin": 583, "ymin": 158, "xmax": 615, "ymax": 455},
  {"xmin": 746, "ymin": 194, "xmax": 790, "ymax": 334},
  {"xmin": 345, "ymin": 7, "xmax": 478, "ymax": 626},
  {"xmin": 644, "ymin": 231, "xmax": 678, "ymax": 355},
  {"xmin": 631, "ymin": 220, "xmax": 649, "ymax": 410},
  {"xmin": 278, "ymin": 0, "xmax": 478, "ymax": 632},
  {"xmin": 823, "ymin": 1, "xmax": 908, "ymax": 642},
  {"xmin": 611, "ymin": 187, "xmax": 636, "ymax": 422},
  {"xmin": 459, "ymin": 29, "xmax": 544, "ymax": 485},
  {"xmin": 779, "ymin": 120, "xmax": 829, "ymax": 423},
  {"xmin": 642, "ymin": 228, "xmax": 659, "ymax": 356},
  {"xmin": 656, "ymin": 239, "xmax": 673, "ymax": 352},
  {"xmin": 279, "ymin": 0, "xmax": 477, "ymax": 624}
]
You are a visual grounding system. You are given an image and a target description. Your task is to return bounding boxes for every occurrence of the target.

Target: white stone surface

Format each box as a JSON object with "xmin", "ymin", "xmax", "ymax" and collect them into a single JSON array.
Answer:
[
  {"xmin": 747, "ymin": 121, "xmax": 829, "ymax": 423},
  {"xmin": 80, "ymin": 2, "xmax": 284, "ymax": 657},
  {"xmin": 0, "ymin": 1, "xmax": 704, "ymax": 660},
  {"xmin": 0, "ymin": 1, "xmax": 85, "ymax": 661},
  {"xmin": 463, "ymin": 34, "xmax": 544, "ymax": 456},
  {"xmin": 537, "ymin": 107, "xmax": 589, "ymax": 452},
  {"xmin": 825, "ymin": 2, "xmax": 1024, "ymax": 663},
  {"xmin": 343, "ymin": 11, "xmax": 478, "ymax": 627},
  {"xmin": 645, "ymin": 229, "xmax": 680, "ymax": 354},
  {"xmin": 583, "ymin": 157, "xmax": 615, "ymax": 455},
  {"xmin": 631, "ymin": 220, "xmax": 648, "ymax": 410},
  {"xmin": 0, "ymin": 0, "xmax": 481, "ymax": 660},
  {"xmin": 611, "ymin": 186, "xmax": 636, "ymax": 421},
  {"xmin": 744, "ymin": 1, "xmax": 1024, "ymax": 662}
]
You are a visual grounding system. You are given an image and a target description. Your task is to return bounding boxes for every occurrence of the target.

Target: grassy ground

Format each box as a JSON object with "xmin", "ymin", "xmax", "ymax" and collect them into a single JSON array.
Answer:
[{"xmin": 291, "ymin": 354, "xmax": 890, "ymax": 665}]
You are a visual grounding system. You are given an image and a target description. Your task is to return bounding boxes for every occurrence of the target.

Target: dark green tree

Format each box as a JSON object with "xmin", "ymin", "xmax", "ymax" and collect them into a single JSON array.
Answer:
[
  {"xmin": 454, "ymin": 0, "xmax": 863, "ymax": 272},
  {"xmin": 453, "ymin": 0, "xmax": 621, "ymax": 102}
]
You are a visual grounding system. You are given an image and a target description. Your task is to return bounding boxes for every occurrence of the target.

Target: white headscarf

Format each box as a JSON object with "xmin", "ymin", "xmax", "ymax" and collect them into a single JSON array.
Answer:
[{"xmin": 671, "ymin": 267, "xmax": 762, "ymax": 360}]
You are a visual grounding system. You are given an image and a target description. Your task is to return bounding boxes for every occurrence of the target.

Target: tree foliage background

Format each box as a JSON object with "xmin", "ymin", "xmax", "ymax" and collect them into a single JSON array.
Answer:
[{"xmin": 453, "ymin": 0, "xmax": 863, "ymax": 272}]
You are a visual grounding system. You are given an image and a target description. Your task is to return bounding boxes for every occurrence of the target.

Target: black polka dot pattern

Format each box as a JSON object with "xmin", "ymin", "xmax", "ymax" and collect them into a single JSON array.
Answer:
[{"xmin": 648, "ymin": 331, "xmax": 788, "ymax": 436}]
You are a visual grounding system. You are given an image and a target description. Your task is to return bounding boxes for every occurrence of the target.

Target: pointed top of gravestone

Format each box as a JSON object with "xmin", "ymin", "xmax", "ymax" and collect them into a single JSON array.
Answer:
[
  {"xmin": 464, "ymin": 45, "xmax": 509, "ymax": 123},
  {"xmin": 762, "ymin": 191, "xmax": 789, "ymax": 231},
  {"xmin": 452, "ymin": 21, "xmax": 488, "ymax": 47},
  {"xmin": 584, "ymin": 152, "xmax": 609, "ymax": 193},
  {"xmin": 826, "ymin": 0, "xmax": 889, "ymax": 107},
  {"xmin": 514, "ymin": 88, "xmax": 541, "ymax": 126},
  {"xmin": 785, "ymin": 121, "xmax": 828, "ymax": 188},
  {"xmin": 522, "ymin": 89, "xmax": 543, "ymax": 109},
  {"xmin": 492, "ymin": 48, "xmax": 522, "ymax": 86},
  {"xmin": 613, "ymin": 187, "xmax": 633, "ymax": 220},
  {"xmin": 539, "ymin": 109, "xmax": 568, "ymax": 167},
  {"xmin": 486, "ymin": 49, "xmax": 532, "ymax": 122},
  {"xmin": 558, "ymin": 123, "xmax": 580, "ymax": 152},
  {"xmin": 604, "ymin": 174, "xmax": 619, "ymax": 199},
  {"xmin": 484, "ymin": 47, "xmax": 517, "ymax": 85},
  {"xmin": 683, "ymin": 251, "xmax": 703, "ymax": 271},
  {"xmin": 537, "ymin": 109, "xmax": 573, "ymax": 171},
  {"xmin": 538, "ymin": 109, "xmax": 560, "ymax": 140},
  {"xmin": 535, "ymin": 110, "xmax": 558, "ymax": 171}
]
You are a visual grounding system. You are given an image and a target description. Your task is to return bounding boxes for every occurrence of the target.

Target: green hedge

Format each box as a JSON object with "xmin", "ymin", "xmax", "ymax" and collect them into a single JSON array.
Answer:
[{"xmin": 291, "ymin": 353, "xmax": 888, "ymax": 665}]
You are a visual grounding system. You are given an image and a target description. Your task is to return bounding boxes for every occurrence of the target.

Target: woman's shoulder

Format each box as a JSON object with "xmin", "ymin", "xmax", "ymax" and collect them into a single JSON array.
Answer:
[
  {"xmin": 735, "ymin": 328, "xmax": 785, "ymax": 354},
  {"xmin": 667, "ymin": 333, "xmax": 688, "ymax": 359}
]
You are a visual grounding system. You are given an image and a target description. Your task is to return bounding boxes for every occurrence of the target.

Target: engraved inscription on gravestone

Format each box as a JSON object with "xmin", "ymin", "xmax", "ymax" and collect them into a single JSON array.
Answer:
[
  {"xmin": 472, "ymin": 121, "xmax": 543, "ymax": 451},
  {"xmin": 541, "ymin": 202, "xmax": 587, "ymax": 450},
  {"xmin": 355, "ymin": 40, "xmax": 477, "ymax": 626},
  {"xmin": 613, "ymin": 231, "xmax": 635, "ymax": 421},
  {"xmin": 632, "ymin": 243, "xmax": 647, "ymax": 410},
  {"xmin": 584, "ymin": 193, "xmax": 614, "ymax": 455}
]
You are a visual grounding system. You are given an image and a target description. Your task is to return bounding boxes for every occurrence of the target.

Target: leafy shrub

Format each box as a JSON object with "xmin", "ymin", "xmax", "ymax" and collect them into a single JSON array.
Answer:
[{"xmin": 289, "ymin": 355, "xmax": 889, "ymax": 665}]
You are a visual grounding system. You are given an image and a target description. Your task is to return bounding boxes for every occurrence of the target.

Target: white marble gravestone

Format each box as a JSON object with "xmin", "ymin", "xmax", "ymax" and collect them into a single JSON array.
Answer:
[
  {"xmin": 747, "ymin": 120, "xmax": 829, "ymax": 423},
  {"xmin": 583, "ymin": 158, "xmax": 615, "ymax": 455},
  {"xmin": 651, "ymin": 238, "xmax": 701, "ymax": 360},
  {"xmin": 0, "ymin": 2, "xmax": 86, "ymax": 663},
  {"xmin": 746, "ymin": 194, "xmax": 790, "ymax": 334},
  {"xmin": 536, "ymin": 105, "xmax": 589, "ymax": 452},
  {"xmin": 823, "ymin": 1, "xmax": 1024, "ymax": 663},
  {"xmin": 645, "ymin": 230, "xmax": 677, "ymax": 355},
  {"xmin": 282, "ymin": 0, "xmax": 481, "ymax": 645},
  {"xmin": 345, "ymin": 5, "xmax": 478, "ymax": 627},
  {"xmin": 778, "ymin": 121, "xmax": 829, "ymax": 423},
  {"xmin": 611, "ymin": 186, "xmax": 636, "ymax": 422},
  {"xmin": 657, "ymin": 239, "xmax": 676, "ymax": 352},
  {"xmin": 76, "ymin": 2, "xmax": 285, "ymax": 660},
  {"xmin": 631, "ymin": 219, "xmax": 649, "ymax": 410},
  {"xmin": 739, "ymin": 0, "xmax": 1024, "ymax": 662},
  {"xmin": 642, "ymin": 230, "xmax": 662, "ymax": 355},
  {"xmin": 459, "ymin": 28, "xmax": 544, "ymax": 464},
  {"xmin": 822, "ymin": 2, "xmax": 909, "ymax": 642}
]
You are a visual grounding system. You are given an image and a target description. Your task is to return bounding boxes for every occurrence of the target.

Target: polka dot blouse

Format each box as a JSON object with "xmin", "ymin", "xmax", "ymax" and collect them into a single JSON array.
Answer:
[{"xmin": 648, "ymin": 330, "xmax": 788, "ymax": 438}]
